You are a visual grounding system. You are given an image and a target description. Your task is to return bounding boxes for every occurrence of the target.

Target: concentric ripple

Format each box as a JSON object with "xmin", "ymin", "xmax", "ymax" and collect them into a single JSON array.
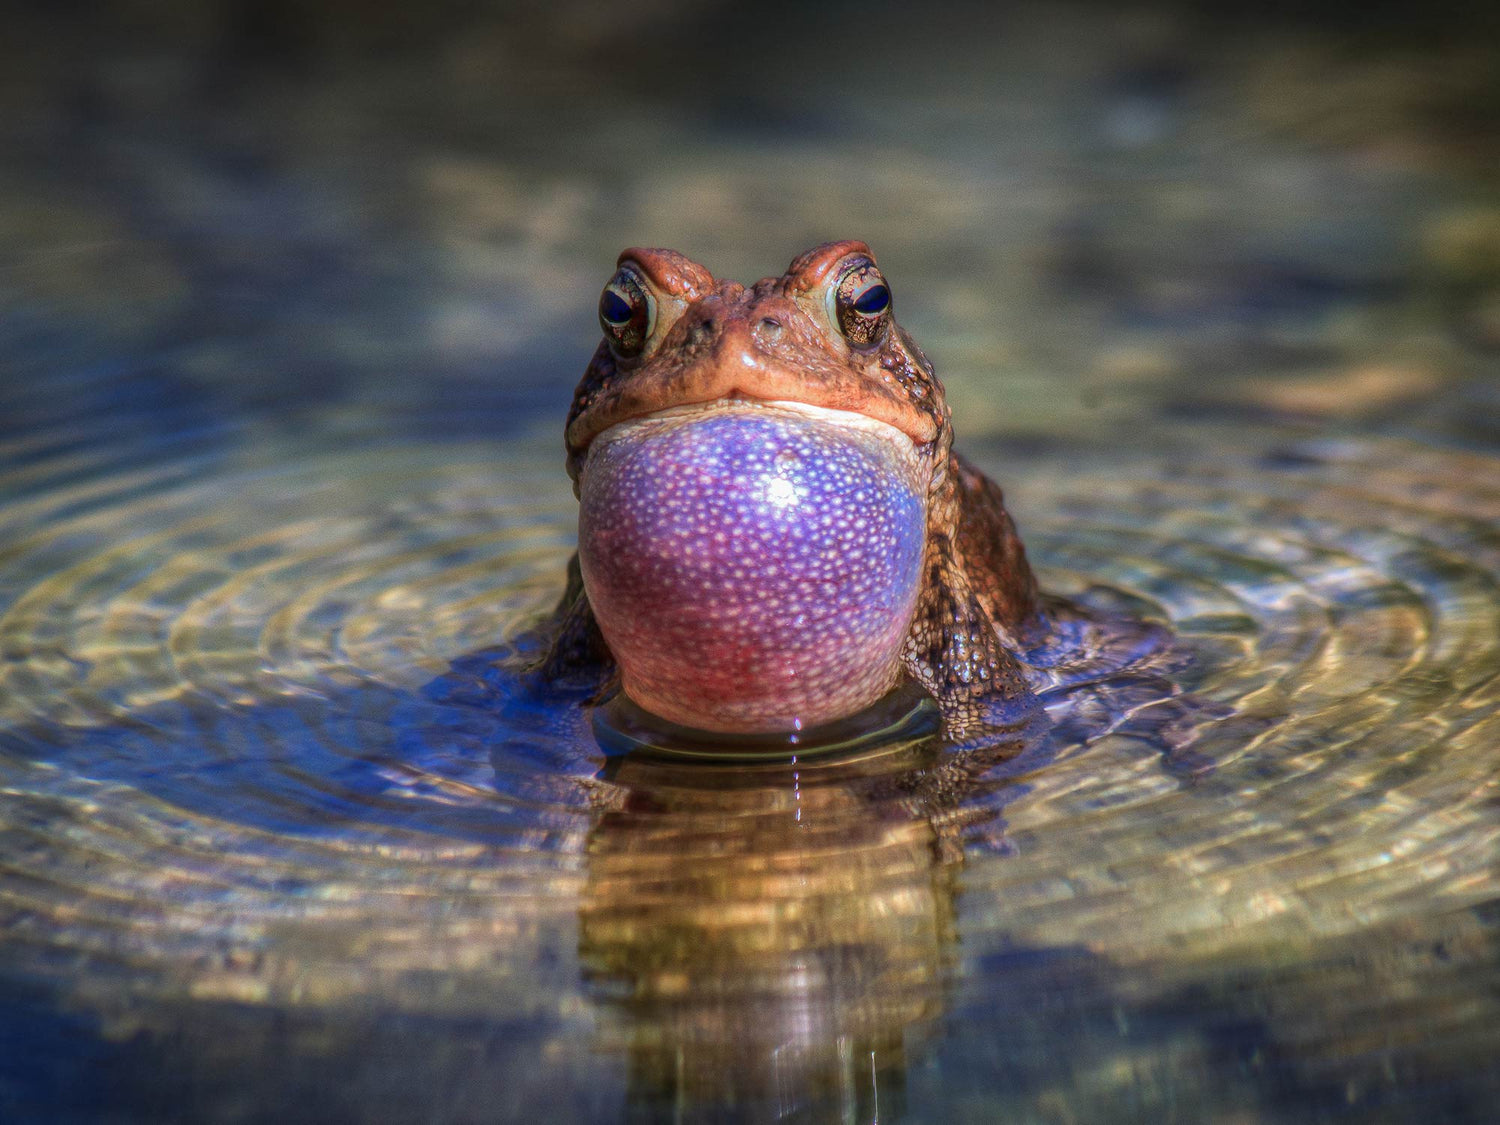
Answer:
[
  {"xmin": 0, "ymin": 403, "xmax": 1496, "ymax": 1119},
  {"xmin": 996, "ymin": 439, "xmax": 1500, "ymax": 951}
]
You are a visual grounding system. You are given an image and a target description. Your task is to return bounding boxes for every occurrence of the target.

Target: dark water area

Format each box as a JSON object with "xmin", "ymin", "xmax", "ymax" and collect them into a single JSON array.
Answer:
[{"xmin": 2, "ymin": 2, "xmax": 1499, "ymax": 1121}]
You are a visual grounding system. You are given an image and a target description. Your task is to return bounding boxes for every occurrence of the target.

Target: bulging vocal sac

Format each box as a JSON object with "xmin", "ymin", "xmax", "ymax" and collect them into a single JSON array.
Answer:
[{"xmin": 578, "ymin": 401, "xmax": 928, "ymax": 733}]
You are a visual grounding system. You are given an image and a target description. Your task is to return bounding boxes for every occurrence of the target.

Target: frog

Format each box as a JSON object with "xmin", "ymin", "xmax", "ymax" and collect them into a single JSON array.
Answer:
[{"xmin": 539, "ymin": 240, "xmax": 1043, "ymax": 738}]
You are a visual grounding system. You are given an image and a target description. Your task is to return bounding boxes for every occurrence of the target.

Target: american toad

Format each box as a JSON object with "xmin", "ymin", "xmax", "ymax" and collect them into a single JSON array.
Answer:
[{"xmin": 542, "ymin": 241, "xmax": 1041, "ymax": 736}]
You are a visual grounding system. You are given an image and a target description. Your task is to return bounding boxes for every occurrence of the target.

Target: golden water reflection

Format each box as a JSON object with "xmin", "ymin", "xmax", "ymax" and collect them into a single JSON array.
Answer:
[{"xmin": 579, "ymin": 734, "xmax": 1025, "ymax": 1120}]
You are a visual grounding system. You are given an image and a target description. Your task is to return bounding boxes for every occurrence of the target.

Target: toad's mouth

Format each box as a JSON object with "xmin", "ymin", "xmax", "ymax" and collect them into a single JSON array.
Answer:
[
  {"xmin": 586, "ymin": 397, "xmax": 925, "ymax": 469},
  {"xmin": 575, "ymin": 397, "xmax": 931, "ymax": 733},
  {"xmin": 567, "ymin": 383, "xmax": 938, "ymax": 478}
]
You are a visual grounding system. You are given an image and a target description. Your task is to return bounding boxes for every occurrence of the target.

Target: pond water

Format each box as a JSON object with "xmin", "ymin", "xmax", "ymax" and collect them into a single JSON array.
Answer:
[{"xmin": 2, "ymin": 3, "xmax": 1498, "ymax": 1122}]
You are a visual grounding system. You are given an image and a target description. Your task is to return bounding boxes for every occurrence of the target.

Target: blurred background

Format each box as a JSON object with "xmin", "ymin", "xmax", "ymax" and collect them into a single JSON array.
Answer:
[{"xmin": 4, "ymin": 0, "xmax": 1497, "ymax": 448}]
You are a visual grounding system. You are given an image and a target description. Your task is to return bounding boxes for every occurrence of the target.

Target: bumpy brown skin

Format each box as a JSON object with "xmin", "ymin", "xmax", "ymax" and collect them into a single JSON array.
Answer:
[{"xmin": 542, "ymin": 241, "xmax": 1041, "ymax": 736}]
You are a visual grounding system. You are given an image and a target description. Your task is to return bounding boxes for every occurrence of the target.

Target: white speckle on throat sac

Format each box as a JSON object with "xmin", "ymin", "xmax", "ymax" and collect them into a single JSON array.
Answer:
[{"xmin": 765, "ymin": 476, "xmax": 801, "ymax": 507}]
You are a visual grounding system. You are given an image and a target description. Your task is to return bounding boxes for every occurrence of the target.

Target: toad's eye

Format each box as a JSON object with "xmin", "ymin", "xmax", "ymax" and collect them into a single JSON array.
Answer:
[
  {"xmin": 832, "ymin": 259, "xmax": 893, "ymax": 348},
  {"xmin": 598, "ymin": 266, "xmax": 654, "ymax": 356}
]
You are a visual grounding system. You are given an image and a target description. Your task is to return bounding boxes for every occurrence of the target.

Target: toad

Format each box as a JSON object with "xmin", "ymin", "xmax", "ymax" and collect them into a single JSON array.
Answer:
[{"xmin": 541, "ymin": 241, "xmax": 1042, "ymax": 737}]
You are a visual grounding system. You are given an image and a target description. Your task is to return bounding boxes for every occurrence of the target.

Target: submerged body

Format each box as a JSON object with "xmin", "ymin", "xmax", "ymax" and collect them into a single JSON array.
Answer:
[{"xmin": 546, "ymin": 241, "xmax": 1042, "ymax": 735}]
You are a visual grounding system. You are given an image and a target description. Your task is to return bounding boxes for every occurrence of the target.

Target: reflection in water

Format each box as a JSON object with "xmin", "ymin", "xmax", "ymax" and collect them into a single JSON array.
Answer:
[
  {"xmin": 585, "ymin": 760, "xmax": 952, "ymax": 1118},
  {"xmin": 578, "ymin": 733, "xmax": 1022, "ymax": 1121}
]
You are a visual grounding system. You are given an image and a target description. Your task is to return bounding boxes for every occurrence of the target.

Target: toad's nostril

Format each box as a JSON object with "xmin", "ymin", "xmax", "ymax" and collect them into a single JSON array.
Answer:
[{"xmin": 757, "ymin": 316, "xmax": 784, "ymax": 339}]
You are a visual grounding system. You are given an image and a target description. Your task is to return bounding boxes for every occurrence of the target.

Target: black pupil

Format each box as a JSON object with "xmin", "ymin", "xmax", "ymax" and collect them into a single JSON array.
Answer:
[
  {"xmin": 851, "ymin": 283, "xmax": 890, "ymax": 315},
  {"xmin": 600, "ymin": 289, "xmax": 634, "ymax": 326}
]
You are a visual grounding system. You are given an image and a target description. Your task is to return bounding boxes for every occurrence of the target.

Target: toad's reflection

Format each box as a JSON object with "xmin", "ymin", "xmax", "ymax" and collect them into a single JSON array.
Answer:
[{"xmin": 577, "ymin": 718, "xmax": 1037, "ymax": 1122}]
